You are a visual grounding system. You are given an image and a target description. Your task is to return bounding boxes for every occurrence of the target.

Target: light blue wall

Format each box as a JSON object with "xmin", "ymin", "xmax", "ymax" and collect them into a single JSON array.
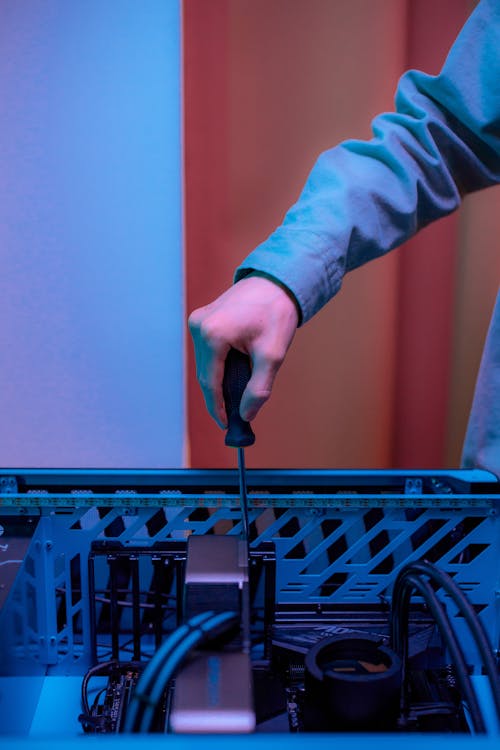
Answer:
[{"xmin": 0, "ymin": 0, "xmax": 184, "ymax": 467}]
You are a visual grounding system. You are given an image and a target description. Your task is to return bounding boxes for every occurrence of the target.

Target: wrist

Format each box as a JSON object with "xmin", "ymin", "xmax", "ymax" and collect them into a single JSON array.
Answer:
[{"xmin": 239, "ymin": 270, "xmax": 302, "ymax": 326}]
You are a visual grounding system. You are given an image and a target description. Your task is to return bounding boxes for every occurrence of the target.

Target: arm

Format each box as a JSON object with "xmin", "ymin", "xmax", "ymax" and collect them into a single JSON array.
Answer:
[
  {"xmin": 236, "ymin": 0, "xmax": 500, "ymax": 323},
  {"xmin": 190, "ymin": 0, "xmax": 500, "ymax": 425}
]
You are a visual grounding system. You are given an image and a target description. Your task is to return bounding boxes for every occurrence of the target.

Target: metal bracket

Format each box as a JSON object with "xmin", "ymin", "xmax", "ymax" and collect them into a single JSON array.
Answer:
[
  {"xmin": 0, "ymin": 476, "xmax": 18, "ymax": 494},
  {"xmin": 404, "ymin": 478, "xmax": 423, "ymax": 495}
]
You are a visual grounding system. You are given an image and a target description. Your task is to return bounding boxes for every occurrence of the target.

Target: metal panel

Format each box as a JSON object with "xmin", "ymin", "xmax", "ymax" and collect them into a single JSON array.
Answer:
[{"xmin": 1, "ymin": 469, "xmax": 498, "ymax": 677}]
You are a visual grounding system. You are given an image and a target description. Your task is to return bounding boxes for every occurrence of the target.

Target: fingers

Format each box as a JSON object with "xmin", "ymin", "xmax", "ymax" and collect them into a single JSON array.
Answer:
[
  {"xmin": 188, "ymin": 275, "xmax": 299, "ymax": 428},
  {"xmin": 188, "ymin": 310, "xmax": 229, "ymax": 428},
  {"xmin": 240, "ymin": 349, "xmax": 282, "ymax": 422},
  {"xmin": 201, "ymin": 349, "xmax": 228, "ymax": 429}
]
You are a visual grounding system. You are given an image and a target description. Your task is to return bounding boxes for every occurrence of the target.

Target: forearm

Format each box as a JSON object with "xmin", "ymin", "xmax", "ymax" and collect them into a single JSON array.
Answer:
[{"xmin": 236, "ymin": 0, "xmax": 500, "ymax": 324}]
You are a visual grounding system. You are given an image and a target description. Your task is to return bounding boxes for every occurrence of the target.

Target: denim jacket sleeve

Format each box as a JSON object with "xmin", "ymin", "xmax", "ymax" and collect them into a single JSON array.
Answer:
[{"xmin": 235, "ymin": 0, "xmax": 500, "ymax": 325}]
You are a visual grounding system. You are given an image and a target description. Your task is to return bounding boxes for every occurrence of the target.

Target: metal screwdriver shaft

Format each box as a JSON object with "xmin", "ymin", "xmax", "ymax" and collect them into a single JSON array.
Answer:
[
  {"xmin": 222, "ymin": 348, "xmax": 255, "ymax": 542},
  {"xmin": 237, "ymin": 447, "xmax": 249, "ymax": 541}
]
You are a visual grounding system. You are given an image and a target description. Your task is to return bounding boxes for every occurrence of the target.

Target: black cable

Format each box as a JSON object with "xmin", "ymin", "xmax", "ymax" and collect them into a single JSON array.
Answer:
[
  {"xmin": 63, "ymin": 586, "xmax": 177, "ymax": 607},
  {"xmin": 124, "ymin": 611, "xmax": 219, "ymax": 733},
  {"xmin": 80, "ymin": 660, "xmax": 144, "ymax": 718},
  {"xmin": 138, "ymin": 610, "xmax": 239, "ymax": 733},
  {"xmin": 392, "ymin": 579, "xmax": 413, "ymax": 667},
  {"xmin": 81, "ymin": 660, "xmax": 118, "ymax": 716},
  {"xmin": 392, "ymin": 573, "xmax": 486, "ymax": 733},
  {"xmin": 126, "ymin": 610, "xmax": 239, "ymax": 733},
  {"xmin": 403, "ymin": 560, "xmax": 500, "ymax": 719},
  {"xmin": 396, "ymin": 573, "xmax": 485, "ymax": 732},
  {"xmin": 91, "ymin": 687, "xmax": 108, "ymax": 712},
  {"xmin": 411, "ymin": 702, "xmax": 457, "ymax": 715}
]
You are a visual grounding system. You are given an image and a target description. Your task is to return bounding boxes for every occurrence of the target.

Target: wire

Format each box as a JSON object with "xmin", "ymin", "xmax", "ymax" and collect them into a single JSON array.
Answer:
[
  {"xmin": 80, "ymin": 659, "xmax": 144, "ymax": 719},
  {"xmin": 138, "ymin": 610, "xmax": 238, "ymax": 733},
  {"xmin": 138, "ymin": 627, "xmax": 206, "ymax": 732},
  {"xmin": 394, "ymin": 573, "xmax": 485, "ymax": 733},
  {"xmin": 391, "ymin": 560, "xmax": 500, "ymax": 726},
  {"xmin": 410, "ymin": 703, "xmax": 457, "ymax": 717},
  {"xmin": 58, "ymin": 586, "xmax": 176, "ymax": 609},
  {"xmin": 404, "ymin": 560, "xmax": 500, "ymax": 719},
  {"xmin": 90, "ymin": 687, "xmax": 108, "ymax": 713},
  {"xmin": 123, "ymin": 611, "xmax": 216, "ymax": 733},
  {"xmin": 96, "ymin": 642, "xmax": 157, "ymax": 661},
  {"xmin": 125, "ymin": 610, "xmax": 238, "ymax": 733},
  {"xmin": 81, "ymin": 660, "xmax": 118, "ymax": 716},
  {"xmin": 93, "ymin": 595, "xmax": 172, "ymax": 609}
]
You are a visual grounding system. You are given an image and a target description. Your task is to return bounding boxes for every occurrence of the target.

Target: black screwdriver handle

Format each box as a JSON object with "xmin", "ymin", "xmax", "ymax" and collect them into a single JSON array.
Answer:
[{"xmin": 222, "ymin": 348, "xmax": 255, "ymax": 448}]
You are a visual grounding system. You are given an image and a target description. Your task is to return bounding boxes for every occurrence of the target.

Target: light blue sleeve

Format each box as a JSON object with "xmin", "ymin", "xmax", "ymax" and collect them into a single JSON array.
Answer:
[
  {"xmin": 461, "ymin": 290, "xmax": 500, "ymax": 476},
  {"xmin": 235, "ymin": 0, "xmax": 500, "ymax": 325}
]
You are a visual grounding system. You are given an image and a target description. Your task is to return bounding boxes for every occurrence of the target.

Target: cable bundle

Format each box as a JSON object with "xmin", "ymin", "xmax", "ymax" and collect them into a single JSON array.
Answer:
[
  {"xmin": 391, "ymin": 560, "xmax": 500, "ymax": 734},
  {"xmin": 124, "ymin": 610, "xmax": 238, "ymax": 733},
  {"xmin": 79, "ymin": 660, "xmax": 144, "ymax": 733}
]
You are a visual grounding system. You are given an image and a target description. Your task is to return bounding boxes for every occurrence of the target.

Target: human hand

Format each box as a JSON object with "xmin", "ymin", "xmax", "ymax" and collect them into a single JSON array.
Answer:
[{"xmin": 188, "ymin": 275, "xmax": 299, "ymax": 428}]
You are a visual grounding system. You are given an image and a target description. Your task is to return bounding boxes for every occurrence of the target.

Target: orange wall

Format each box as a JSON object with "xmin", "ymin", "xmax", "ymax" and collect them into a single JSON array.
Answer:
[{"xmin": 185, "ymin": 0, "xmax": 500, "ymax": 470}]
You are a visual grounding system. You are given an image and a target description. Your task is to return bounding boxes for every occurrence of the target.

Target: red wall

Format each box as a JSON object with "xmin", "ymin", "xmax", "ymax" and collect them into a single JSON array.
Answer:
[{"xmin": 184, "ymin": 0, "xmax": 497, "ymax": 471}]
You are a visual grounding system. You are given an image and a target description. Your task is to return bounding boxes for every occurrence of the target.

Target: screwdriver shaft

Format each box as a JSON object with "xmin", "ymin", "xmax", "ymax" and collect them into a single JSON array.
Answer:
[{"xmin": 238, "ymin": 447, "xmax": 249, "ymax": 542}]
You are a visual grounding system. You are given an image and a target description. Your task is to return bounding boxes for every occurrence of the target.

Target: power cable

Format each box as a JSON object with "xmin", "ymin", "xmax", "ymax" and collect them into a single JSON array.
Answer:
[
  {"xmin": 392, "ymin": 572, "xmax": 485, "ymax": 733},
  {"xmin": 400, "ymin": 560, "xmax": 500, "ymax": 719},
  {"xmin": 137, "ymin": 610, "xmax": 238, "ymax": 732},
  {"xmin": 124, "ymin": 610, "xmax": 238, "ymax": 732}
]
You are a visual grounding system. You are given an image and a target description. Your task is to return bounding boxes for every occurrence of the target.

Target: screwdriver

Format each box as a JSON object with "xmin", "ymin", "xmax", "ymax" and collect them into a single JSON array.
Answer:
[{"xmin": 222, "ymin": 348, "xmax": 255, "ymax": 542}]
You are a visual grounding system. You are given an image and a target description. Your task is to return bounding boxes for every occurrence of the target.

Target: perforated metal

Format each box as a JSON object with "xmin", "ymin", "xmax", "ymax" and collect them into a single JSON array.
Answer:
[{"xmin": 1, "ymin": 475, "xmax": 499, "ymax": 676}]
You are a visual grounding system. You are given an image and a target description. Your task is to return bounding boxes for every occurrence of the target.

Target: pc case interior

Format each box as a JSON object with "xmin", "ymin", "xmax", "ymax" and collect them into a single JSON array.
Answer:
[{"xmin": 0, "ymin": 467, "xmax": 499, "ymax": 744}]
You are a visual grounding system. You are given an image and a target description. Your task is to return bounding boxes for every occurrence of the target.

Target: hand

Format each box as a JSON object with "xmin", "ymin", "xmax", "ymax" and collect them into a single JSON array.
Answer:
[{"xmin": 188, "ymin": 275, "xmax": 299, "ymax": 428}]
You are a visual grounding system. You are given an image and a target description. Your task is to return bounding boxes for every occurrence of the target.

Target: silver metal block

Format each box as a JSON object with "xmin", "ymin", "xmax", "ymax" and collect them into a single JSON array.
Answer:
[
  {"xmin": 185, "ymin": 534, "xmax": 248, "ymax": 585},
  {"xmin": 170, "ymin": 650, "xmax": 255, "ymax": 733}
]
